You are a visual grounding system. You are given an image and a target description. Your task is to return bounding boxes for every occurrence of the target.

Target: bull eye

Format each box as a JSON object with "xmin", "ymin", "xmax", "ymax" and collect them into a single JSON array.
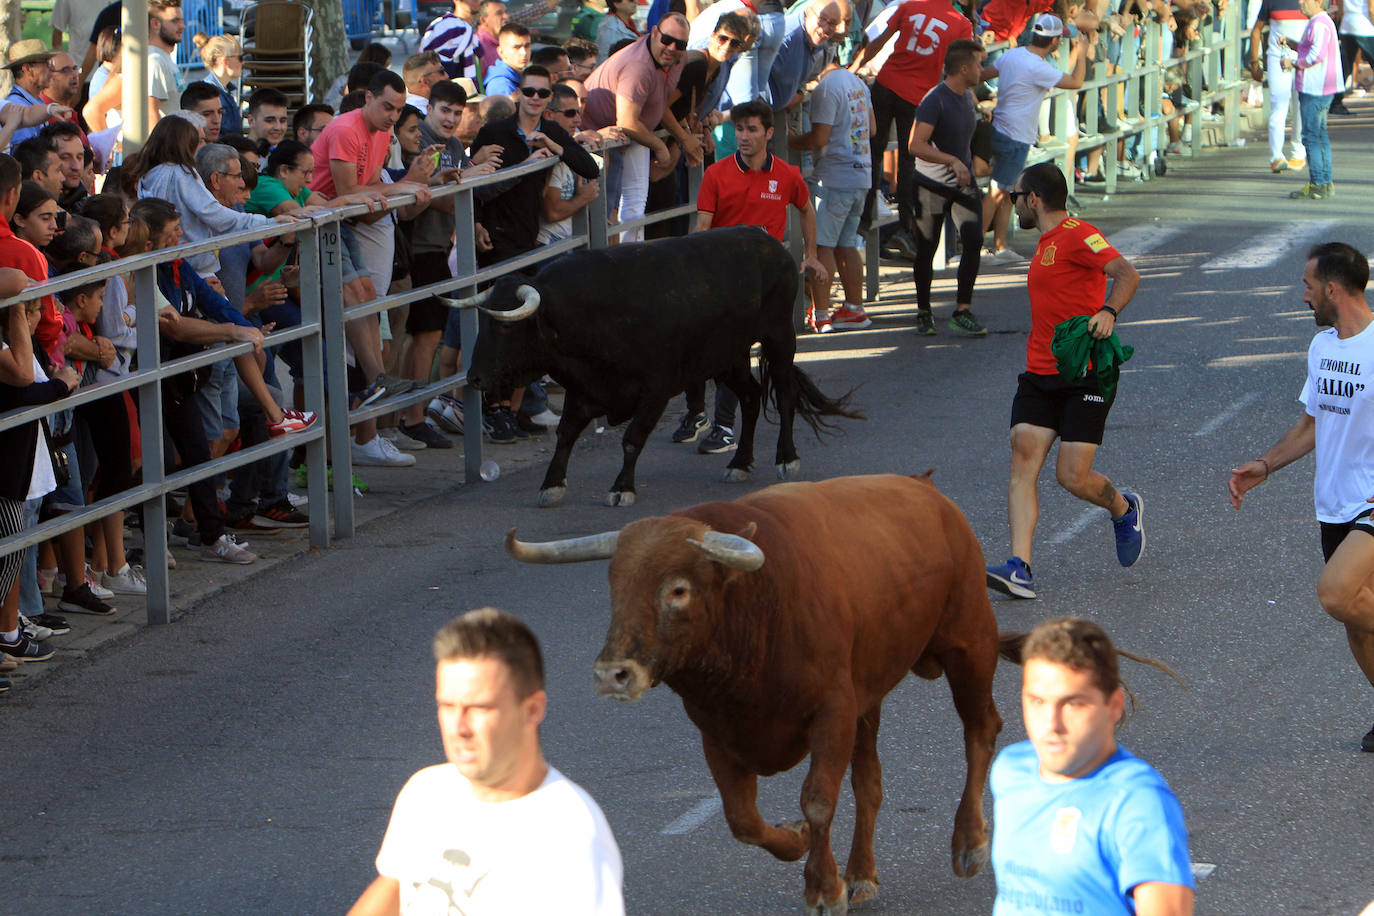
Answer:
[{"xmin": 659, "ymin": 578, "xmax": 692, "ymax": 615}]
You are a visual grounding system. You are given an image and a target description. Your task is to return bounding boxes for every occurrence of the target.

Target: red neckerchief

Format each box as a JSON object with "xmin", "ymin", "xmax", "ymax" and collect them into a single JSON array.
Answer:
[
  {"xmin": 739, "ymin": 0, "xmax": 758, "ymax": 12},
  {"xmin": 616, "ymin": 10, "xmax": 640, "ymax": 33}
]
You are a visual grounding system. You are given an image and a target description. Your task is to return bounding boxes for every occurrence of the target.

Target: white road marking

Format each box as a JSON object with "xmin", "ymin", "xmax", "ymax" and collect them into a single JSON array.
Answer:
[
  {"xmin": 1192, "ymin": 862, "xmax": 1217, "ymax": 880},
  {"xmin": 661, "ymin": 796, "xmax": 722, "ymax": 836},
  {"xmin": 1201, "ymin": 221, "xmax": 1337, "ymax": 270},
  {"xmin": 1048, "ymin": 507, "xmax": 1102, "ymax": 546},
  {"xmin": 1098, "ymin": 222, "xmax": 1188, "ymax": 258},
  {"xmin": 1192, "ymin": 392, "xmax": 1262, "ymax": 437},
  {"xmin": 1206, "ymin": 350, "xmax": 1308, "ymax": 368}
]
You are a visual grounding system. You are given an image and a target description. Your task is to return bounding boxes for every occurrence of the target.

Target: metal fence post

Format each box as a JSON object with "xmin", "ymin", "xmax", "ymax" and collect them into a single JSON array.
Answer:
[
  {"xmin": 317, "ymin": 219, "xmax": 355, "ymax": 538},
  {"xmin": 454, "ymin": 185, "xmax": 483, "ymax": 485},
  {"xmin": 296, "ymin": 222, "xmax": 331, "ymax": 548},
  {"xmin": 133, "ymin": 263, "xmax": 170, "ymax": 625}
]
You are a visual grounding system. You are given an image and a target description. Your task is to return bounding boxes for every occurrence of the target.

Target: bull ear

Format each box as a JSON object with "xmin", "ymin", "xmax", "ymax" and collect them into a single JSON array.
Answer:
[
  {"xmin": 736, "ymin": 521, "xmax": 758, "ymax": 541},
  {"xmin": 686, "ymin": 531, "xmax": 765, "ymax": 571}
]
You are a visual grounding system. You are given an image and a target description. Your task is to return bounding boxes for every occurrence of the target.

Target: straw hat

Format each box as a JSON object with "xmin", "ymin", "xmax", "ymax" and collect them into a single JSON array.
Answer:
[{"xmin": 7, "ymin": 38, "xmax": 55, "ymax": 70}]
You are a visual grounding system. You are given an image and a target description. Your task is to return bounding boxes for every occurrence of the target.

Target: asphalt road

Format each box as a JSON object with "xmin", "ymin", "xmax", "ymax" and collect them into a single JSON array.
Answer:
[{"xmin": 5, "ymin": 114, "xmax": 1374, "ymax": 914}]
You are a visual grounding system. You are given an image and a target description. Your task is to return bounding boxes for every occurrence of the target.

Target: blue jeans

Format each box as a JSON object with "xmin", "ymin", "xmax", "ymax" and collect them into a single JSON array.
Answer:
[
  {"xmin": 226, "ymin": 381, "xmax": 287, "ymax": 518},
  {"xmin": 726, "ymin": 11, "xmax": 785, "ymax": 105},
  {"xmin": 1298, "ymin": 92, "xmax": 1333, "ymax": 186}
]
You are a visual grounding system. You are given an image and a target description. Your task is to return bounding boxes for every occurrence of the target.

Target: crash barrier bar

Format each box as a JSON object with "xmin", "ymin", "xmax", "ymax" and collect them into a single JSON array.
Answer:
[
  {"xmin": 0, "ymin": 133, "xmax": 702, "ymax": 624},
  {"xmin": 176, "ymin": 0, "xmax": 225, "ymax": 71},
  {"xmin": 0, "ymin": 216, "xmax": 332, "ymax": 626},
  {"xmin": 856, "ymin": 3, "xmax": 1243, "ymax": 300}
]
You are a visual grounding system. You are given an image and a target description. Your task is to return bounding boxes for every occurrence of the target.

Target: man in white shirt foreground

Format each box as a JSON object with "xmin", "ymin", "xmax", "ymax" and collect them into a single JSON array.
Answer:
[{"xmin": 348, "ymin": 607, "xmax": 625, "ymax": 915}]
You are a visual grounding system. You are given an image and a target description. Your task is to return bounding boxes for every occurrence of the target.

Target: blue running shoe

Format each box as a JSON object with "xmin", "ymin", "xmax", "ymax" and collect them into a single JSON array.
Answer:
[
  {"xmin": 1113, "ymin": 491, "xmax": 1145, "ymax": 567},
  {"xmin": 987, "ymin": 557, "xmax": 1036, "ymax": 599}
]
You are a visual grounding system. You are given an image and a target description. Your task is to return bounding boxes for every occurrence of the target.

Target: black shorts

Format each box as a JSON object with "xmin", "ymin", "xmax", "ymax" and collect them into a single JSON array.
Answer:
[
  {"xmin": 406, "ymin": 249, "xmax": 455, "ymax": 335},
  {"xmin": 1319, "ymin": 507, "xmax": 1374, "ymax": 562},
  {"xmin": 1010, "ymin": 371, "xmax": 1114, "ymax": 445}
]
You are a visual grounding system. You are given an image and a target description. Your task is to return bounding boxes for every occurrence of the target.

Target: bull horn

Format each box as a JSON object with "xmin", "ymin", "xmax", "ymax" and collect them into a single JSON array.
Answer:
[
  {"xmin": 686, "ymin": 531, "xmax": 765, "ymax": 571},
  {"xmin": 438, "ymin": 288, "xmax": 494, "ymax": 311},
  {"xmin": 482, "ymin": 284, "xmax": 541, "ymax": 322},
  {"xmin": 505, "ymin": 527, "xmax": 619, "ymax": 563}
]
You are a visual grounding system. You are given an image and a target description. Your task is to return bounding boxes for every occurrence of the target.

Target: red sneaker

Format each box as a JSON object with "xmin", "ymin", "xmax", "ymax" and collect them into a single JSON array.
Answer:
[
  {"xmin": 268, "ymin": 409, "xmax": 318, "ymax": 438},
  {"xmin": 828, "ymin": 304, "xmax": 872, "ymax": 331},
  {"xmin": 805, "ymin": 306, "xmax": 832, "ymax": 333}
]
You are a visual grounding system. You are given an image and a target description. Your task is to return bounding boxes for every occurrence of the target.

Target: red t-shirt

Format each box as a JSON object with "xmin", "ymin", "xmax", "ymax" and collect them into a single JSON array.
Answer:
[
  {"xmin": 0, "ymin": 222, "xmax": 60, "ymax": 364},
  {"xmin": 981, "ymin": 0, "xmax": 1054, "ymax": 43},
  {"xmin": 1026, "ymin": 217, "xmax": 1121, "ymax": 375},
  {"xmin": 876, "ymin": 0, "xmax": 973, "ymax": 105},
  {"xmin": 697, "ymin": 152, "xmax": 808, "ymax": 241},
  {"xmin": 308, "ymin": 109, "xmax": 390, "ymax": 199}
]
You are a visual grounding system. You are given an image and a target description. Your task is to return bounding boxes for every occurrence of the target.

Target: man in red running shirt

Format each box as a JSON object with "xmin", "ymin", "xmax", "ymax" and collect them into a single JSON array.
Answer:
[
  {"xmin": 854, "ymin": 0, "xmax": 971, "ymax": 258},
  {"xmin": 985, "ymin": 162, "xmax": 1143, "ymax": 601}
]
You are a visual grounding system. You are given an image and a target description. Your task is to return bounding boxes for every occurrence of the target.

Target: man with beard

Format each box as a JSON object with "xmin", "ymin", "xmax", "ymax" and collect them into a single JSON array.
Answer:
[
  {"xmin": 147, "ymin": 0, "xmax": 186, "ymax": 122},
  {"xmin": 1229, "ymin": 243, "xmax": 1374, "ymax": 754},
  {"xmin": 985, "ymin": 161, "xmax": 1142, "ymax": 602}
]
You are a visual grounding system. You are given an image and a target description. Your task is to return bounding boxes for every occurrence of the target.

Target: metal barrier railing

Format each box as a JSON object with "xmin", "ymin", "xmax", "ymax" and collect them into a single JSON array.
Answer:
[
  {"xmin": 177, "ymin": 0, "xmax": 225, "ymax": 70},
  {"xmin": 0, "ymin": 136, "xmax": 699, "ymax": 625}
]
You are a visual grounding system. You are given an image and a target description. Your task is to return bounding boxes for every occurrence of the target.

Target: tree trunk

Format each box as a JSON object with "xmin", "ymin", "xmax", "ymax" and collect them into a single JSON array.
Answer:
[
  {"xmin": 301, "ymin": 0, "xmax": 348, "ymax": 103},
  {"xmin": 0, "ymin": 0, "xmax": 25, "ymax": 96}
]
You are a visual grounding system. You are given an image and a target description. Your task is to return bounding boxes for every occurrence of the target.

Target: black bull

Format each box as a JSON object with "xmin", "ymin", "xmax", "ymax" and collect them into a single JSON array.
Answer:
[{"xmin": 457, "ymin": 228, "xmax": 863, "ymax": 507}]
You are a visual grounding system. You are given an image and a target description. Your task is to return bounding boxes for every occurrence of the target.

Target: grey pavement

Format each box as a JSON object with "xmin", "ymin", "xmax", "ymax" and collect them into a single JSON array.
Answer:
[{"xmin": 4, "ymin": 100, "xmax": 1374, "ymax": 914}]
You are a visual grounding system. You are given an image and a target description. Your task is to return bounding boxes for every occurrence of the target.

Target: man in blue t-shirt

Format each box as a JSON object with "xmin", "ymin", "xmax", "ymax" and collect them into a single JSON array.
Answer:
[{"xmin": 991, "ymin": 617, "xmax": 1195, "ymax": 916}]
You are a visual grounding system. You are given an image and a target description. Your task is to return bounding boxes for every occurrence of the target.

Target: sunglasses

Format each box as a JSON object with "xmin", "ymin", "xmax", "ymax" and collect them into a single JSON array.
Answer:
[
  {"xmin": 555, "ymin": 107, "xmax": 581, "ymax": 117},
  {"xmin": 657, "ymin": 31, "xmax": 688, "ymax": 50},
  {"xmin": 519, "ymin": 86, "xmax": 552, "ymax": 98},
  {"xmin": 1008, "ymin": 190, "xmax": 1030, "ymax": 202},
  {"xmin": 714, "ymin": 32, "xmax": 745, "ymax": 50}
]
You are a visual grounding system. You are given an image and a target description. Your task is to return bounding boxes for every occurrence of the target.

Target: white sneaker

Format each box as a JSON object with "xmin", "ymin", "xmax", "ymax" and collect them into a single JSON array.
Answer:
[
  {"xmin": 1166, "ymin": 141, "xmax": 1184, "ymax": 155},
  {"xmin": 20, "ymin": 614, "xmax": 53, "ymax": 641},
  {"xmin": 287, "ymin": 492, "xmax": 308, "ymax": 508},
  {"xmin": 525, "ymin": 408, "xmax": 561, "ymax": 428},
  {"xmin": 84, "ymin": 566, "xmax": 115, "ymax": 600},
  {"xmin": 989, "ymin": 248, "xmax": 1024, "ymax": 262},
  {"xmin": 201, "ymin": 534, "xmax": 257, "ymax": 565},
  {"xmin": 352, "ymin": 435, "xmax": 416, "ymax": 467},
  {"xmin": 101, "ymin": 563, "xmax": 148, "ymax": 596},
  {"xmin": 426, "ymin": 397, "xmax": 465, "ymax": 434}
]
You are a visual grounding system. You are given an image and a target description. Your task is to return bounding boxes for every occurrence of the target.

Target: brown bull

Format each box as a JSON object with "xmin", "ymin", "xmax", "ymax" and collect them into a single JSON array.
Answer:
[{"xmin": 506, "ymin": 473, "xmax": 1004, "ymax": 914}]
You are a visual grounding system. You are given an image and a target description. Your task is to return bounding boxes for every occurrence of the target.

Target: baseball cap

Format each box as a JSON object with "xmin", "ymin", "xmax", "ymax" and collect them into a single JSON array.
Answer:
[{"xmin": 1032, "ymin": 14, "xmax": 1064, "ymax": 37}]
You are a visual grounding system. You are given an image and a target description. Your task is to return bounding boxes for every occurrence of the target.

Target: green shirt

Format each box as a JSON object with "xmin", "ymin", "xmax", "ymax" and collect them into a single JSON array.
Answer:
[{"xmin": 247, "ymin": 174, "xmax": 310, "ymax": 217}]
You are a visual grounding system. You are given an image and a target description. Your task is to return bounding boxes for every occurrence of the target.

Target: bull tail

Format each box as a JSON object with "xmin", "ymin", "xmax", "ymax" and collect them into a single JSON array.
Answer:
[
  {"xmin": 996, "ymin": 630, "xmax": 1186, "ymax": 721},
  {"xmin": 757, "ymin": 351, "xmax": 865, "ymax": 439}
]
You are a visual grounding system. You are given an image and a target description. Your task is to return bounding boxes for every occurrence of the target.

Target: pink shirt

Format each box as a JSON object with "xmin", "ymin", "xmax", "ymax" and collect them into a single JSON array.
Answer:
[
  {"xmin": 477, "ymin": 27, "xmax": 499, "ymax": 71},
  {"xmin": 583, "ymin": 35, "xmax": 685, "ymax": 133},
  {"xmin": 308, "ymin": 109, "xmax": 390, "ymax": 199},
  {"xmin": 1296, "ymin": 11, "xmax": 1341, "ymax": 95}
]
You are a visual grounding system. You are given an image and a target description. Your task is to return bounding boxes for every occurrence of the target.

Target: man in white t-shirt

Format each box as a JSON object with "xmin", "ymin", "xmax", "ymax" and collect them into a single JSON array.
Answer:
[
  {"xmin": 147, "ymin": 0, "xmax": 186, "ymax": 124},
  {"xmin": 1229, "ymin": 242, "xmax": 1374, "ymax": 754},
  {"xmin": 348, "ymin": 608, "xmax": 625, "ymax": 916},
  {"xmin": 981, "ymin": 14, "xmax": 1088, "ymax": 261}
]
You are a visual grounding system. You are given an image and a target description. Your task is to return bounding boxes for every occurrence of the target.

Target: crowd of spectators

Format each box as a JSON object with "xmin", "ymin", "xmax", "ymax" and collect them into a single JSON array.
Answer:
[{"xmin": 0, "ymin": 0, "xmax": 1363, "ymax": 682}]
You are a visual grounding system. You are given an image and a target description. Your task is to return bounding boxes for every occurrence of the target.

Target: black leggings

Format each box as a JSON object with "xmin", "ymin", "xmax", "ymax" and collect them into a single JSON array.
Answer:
[
  {"xmin": 868, "ymin": 81, "xmax": 917, "ymax": 232},
  {"xmin": 911, "ymin": 183, "xmax": 983, "ymax": 310},
  {"xmin": 0, "ymin": 496, "xmax": 25, "ymax": 600}
]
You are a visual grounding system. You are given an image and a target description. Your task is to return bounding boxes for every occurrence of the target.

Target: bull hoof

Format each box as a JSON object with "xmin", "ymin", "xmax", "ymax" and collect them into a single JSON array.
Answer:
[
  {"xmin": 847, "ymin": 880, "xmax": 879, "ymax": 906},
  {"xmin": 536, "ymin": 486, "xmax": 566, "ymax": 508},
  {"xmin": 804, "ymin": 885, "xmax": 849, "ymax": 916},
  {"xmin": 605, "ymin": 490, "xmax": 636, "ymax": 507},
  {"xmin": 776, "ymin": 459, "xmax": 801, "ymax": 480},
  {"xmin": 953, "ymin": 839, "xmax": 990, "ymax": 878},
  {"xmin": 722, "ymin": 467, "xmax": 751, "ymax": 483}
]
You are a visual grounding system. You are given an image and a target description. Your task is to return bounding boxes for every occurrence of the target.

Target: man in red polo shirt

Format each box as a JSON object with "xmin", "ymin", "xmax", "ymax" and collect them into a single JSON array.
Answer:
[
  {"xmin": 854, "ymin": 0, "xmax": 972, "ymax": 258},
  {"xmin": 676, "ymin": 99, "xmax": 824, "ymax": 455},
  {"xmin": 985, "ymin": 161, "xmax": 1143, "ymax": 601}
]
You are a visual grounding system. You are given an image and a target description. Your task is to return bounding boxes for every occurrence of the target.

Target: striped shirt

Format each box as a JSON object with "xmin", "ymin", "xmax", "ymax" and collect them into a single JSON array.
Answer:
[
  {"xmin": 421, "ymin": 13, "xmax": 480, "ymax": 80},
  {"xmin": 1296, "ymin": 11, "xmax": 1341, "ymax": 95}
]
